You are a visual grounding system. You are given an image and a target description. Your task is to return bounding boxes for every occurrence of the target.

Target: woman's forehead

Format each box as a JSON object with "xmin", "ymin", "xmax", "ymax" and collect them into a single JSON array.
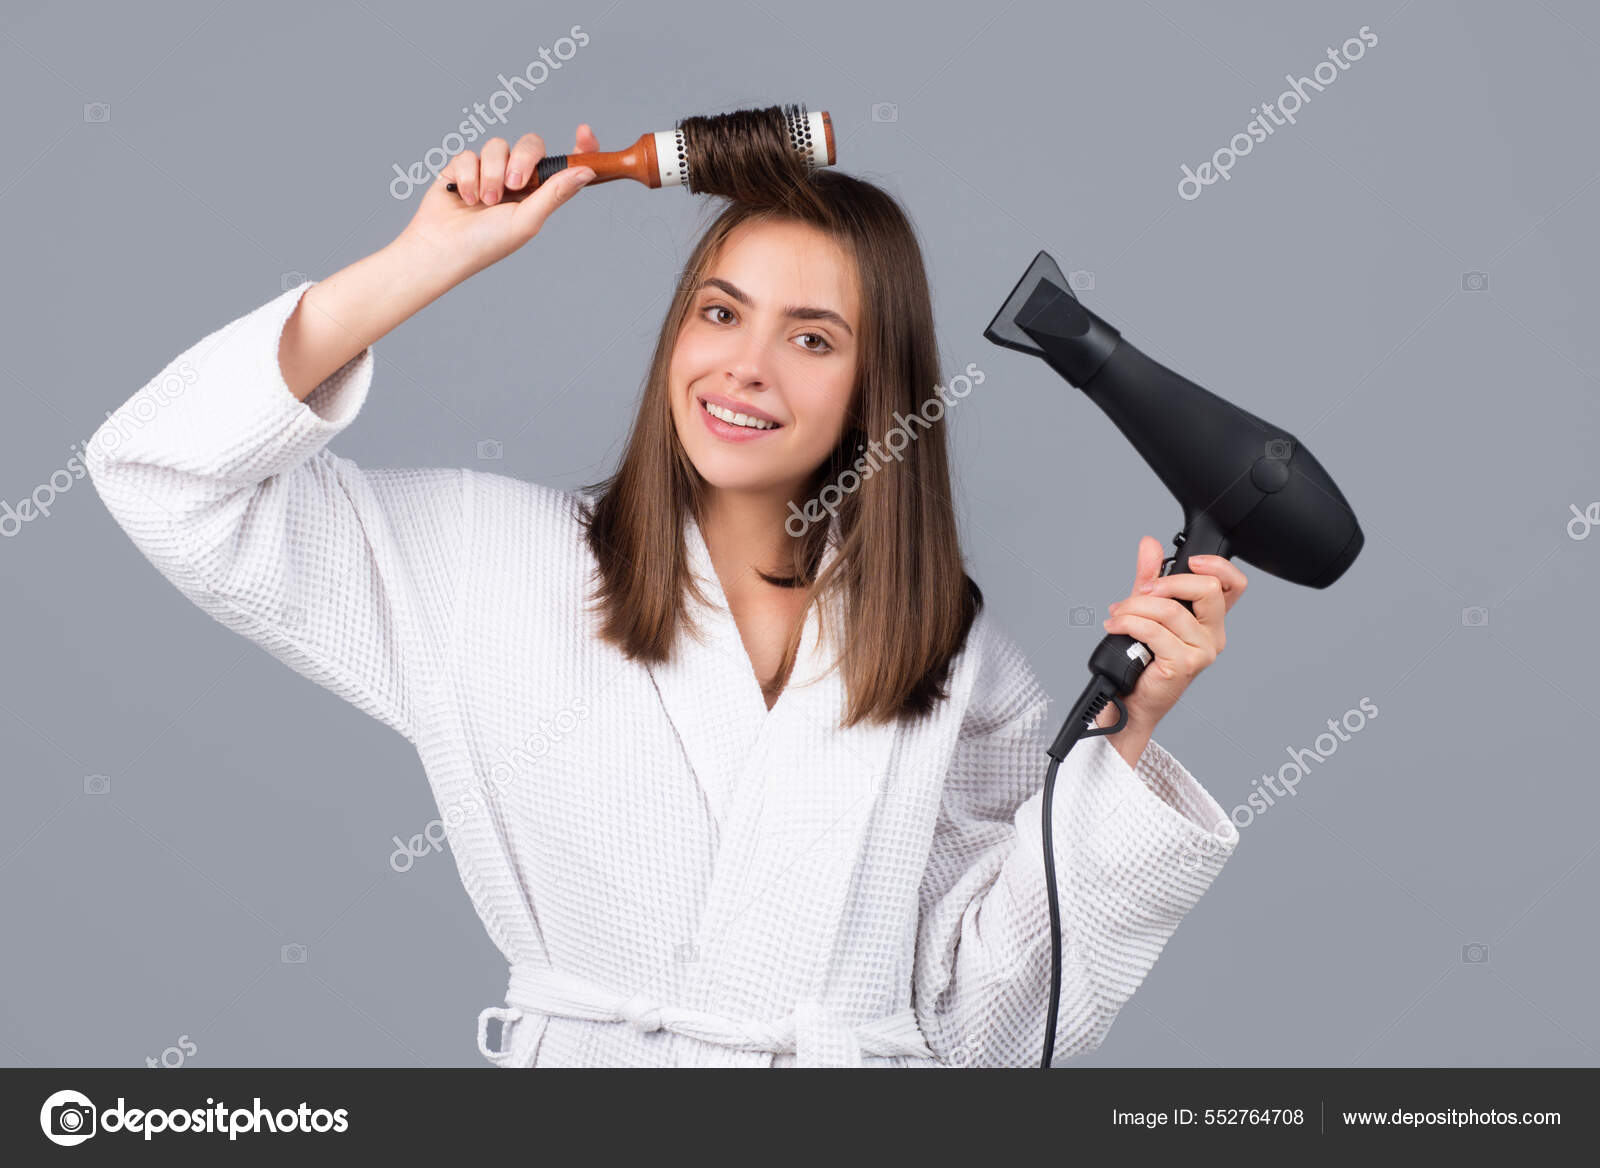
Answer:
[{"xmin": 710, "ymin": 221, "xmax": 858, "ymax": 315}]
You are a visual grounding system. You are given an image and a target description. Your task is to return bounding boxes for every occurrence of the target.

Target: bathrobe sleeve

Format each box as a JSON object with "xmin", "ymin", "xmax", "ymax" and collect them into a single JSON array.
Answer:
[
  {"xmin": 912, "ymin": 616, "xmax": 1238, "ymax": 1067},
  {"xmin": 84, "ymin": 280, "xmax": 465, "ymax": 745}
]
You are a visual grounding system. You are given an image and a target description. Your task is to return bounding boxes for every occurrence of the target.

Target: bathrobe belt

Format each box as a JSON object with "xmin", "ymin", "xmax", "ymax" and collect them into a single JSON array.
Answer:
[{"xmin": 477, "ymin": 961, "xmax": 937, "ymax": 1068}]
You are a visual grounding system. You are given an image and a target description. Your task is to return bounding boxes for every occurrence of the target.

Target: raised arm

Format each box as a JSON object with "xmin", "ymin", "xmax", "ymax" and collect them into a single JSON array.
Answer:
[{"xmin": 84, "ymin": 126, "xmax": 603, "ymax": 740}]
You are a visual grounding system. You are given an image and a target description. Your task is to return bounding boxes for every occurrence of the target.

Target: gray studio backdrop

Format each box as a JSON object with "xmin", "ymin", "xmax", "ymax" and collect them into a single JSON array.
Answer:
[{"xmin": 3, "ymin": 0, "xmax": 1596, "ymax": 1067}]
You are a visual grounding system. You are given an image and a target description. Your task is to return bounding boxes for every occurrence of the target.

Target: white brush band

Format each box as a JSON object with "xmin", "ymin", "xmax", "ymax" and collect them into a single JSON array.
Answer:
[
  {"xmin": 797, "ymin": 109, "xmax": 830, "ymax": 167},
  {"xmin": 655, "ymin": 129, "xmax": 689, "ymax": 188}
]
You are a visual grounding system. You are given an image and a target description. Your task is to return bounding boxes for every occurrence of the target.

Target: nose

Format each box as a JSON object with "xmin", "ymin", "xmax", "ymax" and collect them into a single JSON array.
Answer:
[{"xmin": 723, "ymin": 327, "xmax": 771, "ymax": 390}]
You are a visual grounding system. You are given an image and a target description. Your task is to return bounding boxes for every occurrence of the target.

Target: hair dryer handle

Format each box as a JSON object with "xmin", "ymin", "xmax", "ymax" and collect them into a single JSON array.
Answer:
[{"xmin": 1089, "ymin": 515, "xmax": 1232, "ymax": 693}]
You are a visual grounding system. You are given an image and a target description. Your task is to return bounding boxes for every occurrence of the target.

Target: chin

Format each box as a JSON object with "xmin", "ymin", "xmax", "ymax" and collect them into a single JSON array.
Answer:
[{"xmin": 688, "ymin": 454, "xmax": 789, "ymax": 495}]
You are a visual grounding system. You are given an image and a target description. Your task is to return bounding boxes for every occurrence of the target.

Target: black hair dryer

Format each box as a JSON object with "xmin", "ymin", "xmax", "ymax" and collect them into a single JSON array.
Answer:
[{"xmin": 983, "ymin": 250, "xmax": 1364, "ymax": 1067}]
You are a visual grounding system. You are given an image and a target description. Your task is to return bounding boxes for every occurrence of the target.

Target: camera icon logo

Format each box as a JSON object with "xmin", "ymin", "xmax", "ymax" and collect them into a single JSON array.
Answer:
[
  {"xmin": 1461, "ymin": 606, "xmax": 1489, "ymax": 627},
  {"xmin": 674, "ymin": 942, "xmax": 699, "ymax": 963},
  {"xmin": 477, "ymin": 439, "xmax": 503, "ymax": 460},
  {"xmin": 1067, "ymin": 270, "xmax": 1095, "ymax": 292},
  {"xmin": 1069, "ymin": 605, "xmax": 1096, "ymax": 627},
  {"xmin": 1265, "ymin": 438, "xmax": 1294, "ymax": 461},
  {"xmin": 1461, "ymin": 943, "xmax": 1489, "ymax": 964},
  {"xmin": 281, "ymin": 271, "xmax": 308, "ymax": 292},
  {"xmin": 83, "ymin": 103, "xmax": 111, "ymax": 123},
  {"xmin": 871, "ymin": 102, "xmax": 898, "ymax": 123},
  {"xmin": 281, "ymin": 943, "xmax": 307, "ymax": 964},
  {"xmin": 1461, "ymin": 271, "xmax": 1489, "ymax": 292},
  {"xmin": 84, "ymin": 773, "xmax": 111, "ymax": 795},
  {"xmin": 40, "ymin": 1089, "xmax": 97, "ymax": 1146}
]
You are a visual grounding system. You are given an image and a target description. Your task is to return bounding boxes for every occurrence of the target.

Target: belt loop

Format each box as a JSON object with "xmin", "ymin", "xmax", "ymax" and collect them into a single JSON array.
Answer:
[{"xmin": 477, "ymin": 1005, "xmax": 525, "ymax": 1067}]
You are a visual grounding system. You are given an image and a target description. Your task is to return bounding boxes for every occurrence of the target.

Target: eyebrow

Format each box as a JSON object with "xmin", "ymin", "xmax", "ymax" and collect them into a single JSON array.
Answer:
[{"xmin": 696, "ymin": 277, "xmax": 854, "ymax": 338}]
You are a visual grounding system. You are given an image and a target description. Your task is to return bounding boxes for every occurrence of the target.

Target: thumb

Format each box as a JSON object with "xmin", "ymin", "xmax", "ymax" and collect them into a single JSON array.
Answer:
[
  {"xmin": 511, "ymin": 166, "xmax": 595, "ymax": 238},
  {"xmin": 1133, "ymin": 535, "xmax": 1164, "ymax": 591}
]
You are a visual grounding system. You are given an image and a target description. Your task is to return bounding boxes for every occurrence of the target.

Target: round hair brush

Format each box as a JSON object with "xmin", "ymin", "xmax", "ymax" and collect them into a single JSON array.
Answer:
[{"xmin": 445, "ymin": 102, "xmax": 835, "ymax": 200}]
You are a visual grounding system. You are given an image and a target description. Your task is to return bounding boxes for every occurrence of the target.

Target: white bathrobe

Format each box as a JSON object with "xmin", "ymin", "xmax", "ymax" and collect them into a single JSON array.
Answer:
[{"xmin": 84, "ymin": 280, "xmax": 1238, "ymax": 1067}]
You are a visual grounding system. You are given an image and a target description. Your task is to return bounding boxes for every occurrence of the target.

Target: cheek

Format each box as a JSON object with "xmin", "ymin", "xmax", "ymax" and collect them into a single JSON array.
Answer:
[
  {"xmin": 667, "ymin": 345, "xmax": 700, "ymax": 413},
  {"xmin": 782, "ymin": 380, "xmax": 851, "ymax": 458}
]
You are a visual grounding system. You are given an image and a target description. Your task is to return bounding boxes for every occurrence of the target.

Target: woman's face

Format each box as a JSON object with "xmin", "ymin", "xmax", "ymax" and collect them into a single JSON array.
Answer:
[{"xmin": 669, "ymin": 218, "xmax": 860, "ymax": 503}]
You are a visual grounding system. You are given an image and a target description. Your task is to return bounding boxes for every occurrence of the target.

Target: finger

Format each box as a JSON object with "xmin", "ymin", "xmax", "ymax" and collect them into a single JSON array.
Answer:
[
  {"xmin": 1104, "ymin": 612, "xmax": 1215, "ymax": 678},
  {"xmin": 1108, "ymin": 593, "xmax": 1211, "ymax": 651},
  {"xmin": 505, "ymin": 132, "xmax": 547, "ymax": 192},
  {"xmin": 575, "ymin": 123, "xmax": 600, "ymax": 153},
  {"xmin": 1133, "ymin": 536, "xmax": 1164, "ymax": 592},
  {"xmin": 1186, "ymin": 554, "xmax": 1249, "ymax": 611},
  {"xmin": 449, "ymin": 150, "xmax": 480, "ymax": 205},
  {"xmin": 509, "ymin": 165, "xmax": 595, "ymax": 239},
  {"xmin": 479, "ymin": 137, "xmax": 511, "ymax": 204},
  {"xmin": 1138, "ymin": 572, "xmax": 1227, "ymax": 640}
]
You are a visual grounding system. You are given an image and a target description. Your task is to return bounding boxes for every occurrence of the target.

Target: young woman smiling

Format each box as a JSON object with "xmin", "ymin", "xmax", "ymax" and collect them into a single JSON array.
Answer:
[{"xmin": 86, "ymin": 119, "xmax": 1245, "ymax": 1067}]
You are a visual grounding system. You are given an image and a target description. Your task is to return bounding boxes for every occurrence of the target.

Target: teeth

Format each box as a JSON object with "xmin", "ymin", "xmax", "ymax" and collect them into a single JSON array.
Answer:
[{"xmin": 703, "ymin": 400, "xmax": 778, "ymax": 430}]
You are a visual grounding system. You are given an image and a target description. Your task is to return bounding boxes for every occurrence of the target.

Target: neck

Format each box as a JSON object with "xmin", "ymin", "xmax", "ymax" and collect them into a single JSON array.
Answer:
[{"xmin": 698, "ymin": 485, "xmax": 806, "ymax": 595}]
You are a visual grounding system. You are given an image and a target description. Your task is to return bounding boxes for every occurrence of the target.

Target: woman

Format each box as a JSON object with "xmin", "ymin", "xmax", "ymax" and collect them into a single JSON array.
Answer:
[{"xmin": 85, "ymin": 123, "xmax": 1247, "ymax": 1067}]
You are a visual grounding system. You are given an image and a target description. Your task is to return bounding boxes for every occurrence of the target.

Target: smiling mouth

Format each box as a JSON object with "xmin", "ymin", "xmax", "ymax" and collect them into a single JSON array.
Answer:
[{"xmin": 699, "ymin": 397, "xmax": 783, "ymax": 430}]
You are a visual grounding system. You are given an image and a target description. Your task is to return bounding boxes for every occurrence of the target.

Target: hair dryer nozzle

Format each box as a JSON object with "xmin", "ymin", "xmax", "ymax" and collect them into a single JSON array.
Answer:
[
  {"xmin": 984, "ymin": 251, "xmax": 1073, "ymax": 358},
  {"xmin": 986, "ymin": 251, "xmax": 1122, "ymax": 386}
]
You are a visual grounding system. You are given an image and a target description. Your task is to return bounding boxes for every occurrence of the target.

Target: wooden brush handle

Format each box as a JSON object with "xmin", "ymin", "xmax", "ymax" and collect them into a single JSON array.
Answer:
[
  {"xmin": 442, "ymin": 110, "xmax": 836, "ymax": 201},
  {"xmin": 445, "ymin": 132, "xmax": 660, "ymax": 201}
]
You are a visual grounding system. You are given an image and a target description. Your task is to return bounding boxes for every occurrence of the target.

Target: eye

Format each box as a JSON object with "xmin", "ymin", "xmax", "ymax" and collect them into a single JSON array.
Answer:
[{"xmin": 699, "ymin": 303, "xmax": 834, "ymax": 355}]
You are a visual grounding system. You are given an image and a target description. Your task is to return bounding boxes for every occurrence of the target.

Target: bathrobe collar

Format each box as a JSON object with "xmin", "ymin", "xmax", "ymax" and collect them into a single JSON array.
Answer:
[
  {"xmin": 645, "ymin": 506, "xmax": 881, "ymax": 830},
  {"xmin": 643, "ymin": 507, "xmax": 907, "ymax": 1057}
]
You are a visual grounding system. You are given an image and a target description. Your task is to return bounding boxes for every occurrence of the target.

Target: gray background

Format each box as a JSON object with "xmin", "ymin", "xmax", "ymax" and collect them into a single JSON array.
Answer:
[{"xmin": 3, "ymin": 0, "xmax": 1595, "ymax": 1067}]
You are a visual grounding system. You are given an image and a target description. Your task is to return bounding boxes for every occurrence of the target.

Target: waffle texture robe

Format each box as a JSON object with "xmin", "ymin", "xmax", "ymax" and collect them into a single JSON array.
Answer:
[{"xmin": 84, "ymin": 280, "xmax": 1239, "ymax": 1067}]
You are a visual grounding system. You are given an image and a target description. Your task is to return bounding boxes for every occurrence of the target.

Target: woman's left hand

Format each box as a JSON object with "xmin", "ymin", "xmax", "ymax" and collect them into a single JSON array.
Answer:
[{"xmin": 1097, "ymin": 536, "xmax": 1249, "ymax": 736}]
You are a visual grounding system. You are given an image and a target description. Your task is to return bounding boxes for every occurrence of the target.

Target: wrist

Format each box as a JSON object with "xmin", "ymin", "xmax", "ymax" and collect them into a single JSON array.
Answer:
[
  {"xmin": 1108, "ymin": 728, "xmax": 1150, "ymax": 770},
  {"xmin": 386, "ymin": 230, "xmax": 475, "ymax": 293},
  {"xmin": 1094, "ymin": 702, "xmax": 1153, "ymax": 769}
]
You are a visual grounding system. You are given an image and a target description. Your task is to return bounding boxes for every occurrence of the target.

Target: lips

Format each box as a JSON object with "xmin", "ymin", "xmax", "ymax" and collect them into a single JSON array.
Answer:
[
  {"xmin": 697, "ymin": 397, "xmax": 782, "ymax": 443},
  {"xmin": 696, "ymin": 392, "xmax": 783, "ymax": 428}
]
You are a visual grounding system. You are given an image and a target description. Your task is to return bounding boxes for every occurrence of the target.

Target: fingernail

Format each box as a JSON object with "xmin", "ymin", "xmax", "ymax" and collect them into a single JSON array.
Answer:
[
  {"xmin": 1138, "ymin": 583, "xmax": 1154, "ymax": 593},
  {"xmin": 507, "ymin": 170, "xmax": 523, "ymax": 188}
]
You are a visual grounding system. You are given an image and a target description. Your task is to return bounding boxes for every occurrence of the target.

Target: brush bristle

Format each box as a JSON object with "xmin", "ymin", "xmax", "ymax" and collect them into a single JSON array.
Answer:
[{"xmin": 661, "ymin": 102, "xmax": 834, "ymax": 193}]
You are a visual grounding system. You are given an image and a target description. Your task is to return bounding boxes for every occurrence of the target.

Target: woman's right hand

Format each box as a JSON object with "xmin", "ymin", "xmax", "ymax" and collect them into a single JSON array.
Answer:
[{"xmin": 394, "ymin": 123, "xmax": 600, "ymax": 282}]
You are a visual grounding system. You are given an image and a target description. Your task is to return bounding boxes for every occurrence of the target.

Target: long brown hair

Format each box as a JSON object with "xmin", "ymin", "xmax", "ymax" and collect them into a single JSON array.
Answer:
[{"xmin": 578, "ymin": 107, "xmax": 982, "ymax": 728}]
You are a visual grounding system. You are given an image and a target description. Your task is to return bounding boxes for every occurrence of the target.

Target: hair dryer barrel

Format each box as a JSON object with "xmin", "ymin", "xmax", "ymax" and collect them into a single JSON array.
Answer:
[
  {"xmin": 984, "ymin": 249, "xmax": 1362, "ymax": 590},
  {"xmin": 1082, "ymin": 341, "xmax": 1363, "ymax": 588}
]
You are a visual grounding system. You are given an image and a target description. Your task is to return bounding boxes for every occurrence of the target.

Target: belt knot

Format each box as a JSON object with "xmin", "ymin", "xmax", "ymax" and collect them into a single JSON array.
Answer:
[{"xmin": 618, "ymin": 993, "xmax": 664, "ymax": 1033}]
